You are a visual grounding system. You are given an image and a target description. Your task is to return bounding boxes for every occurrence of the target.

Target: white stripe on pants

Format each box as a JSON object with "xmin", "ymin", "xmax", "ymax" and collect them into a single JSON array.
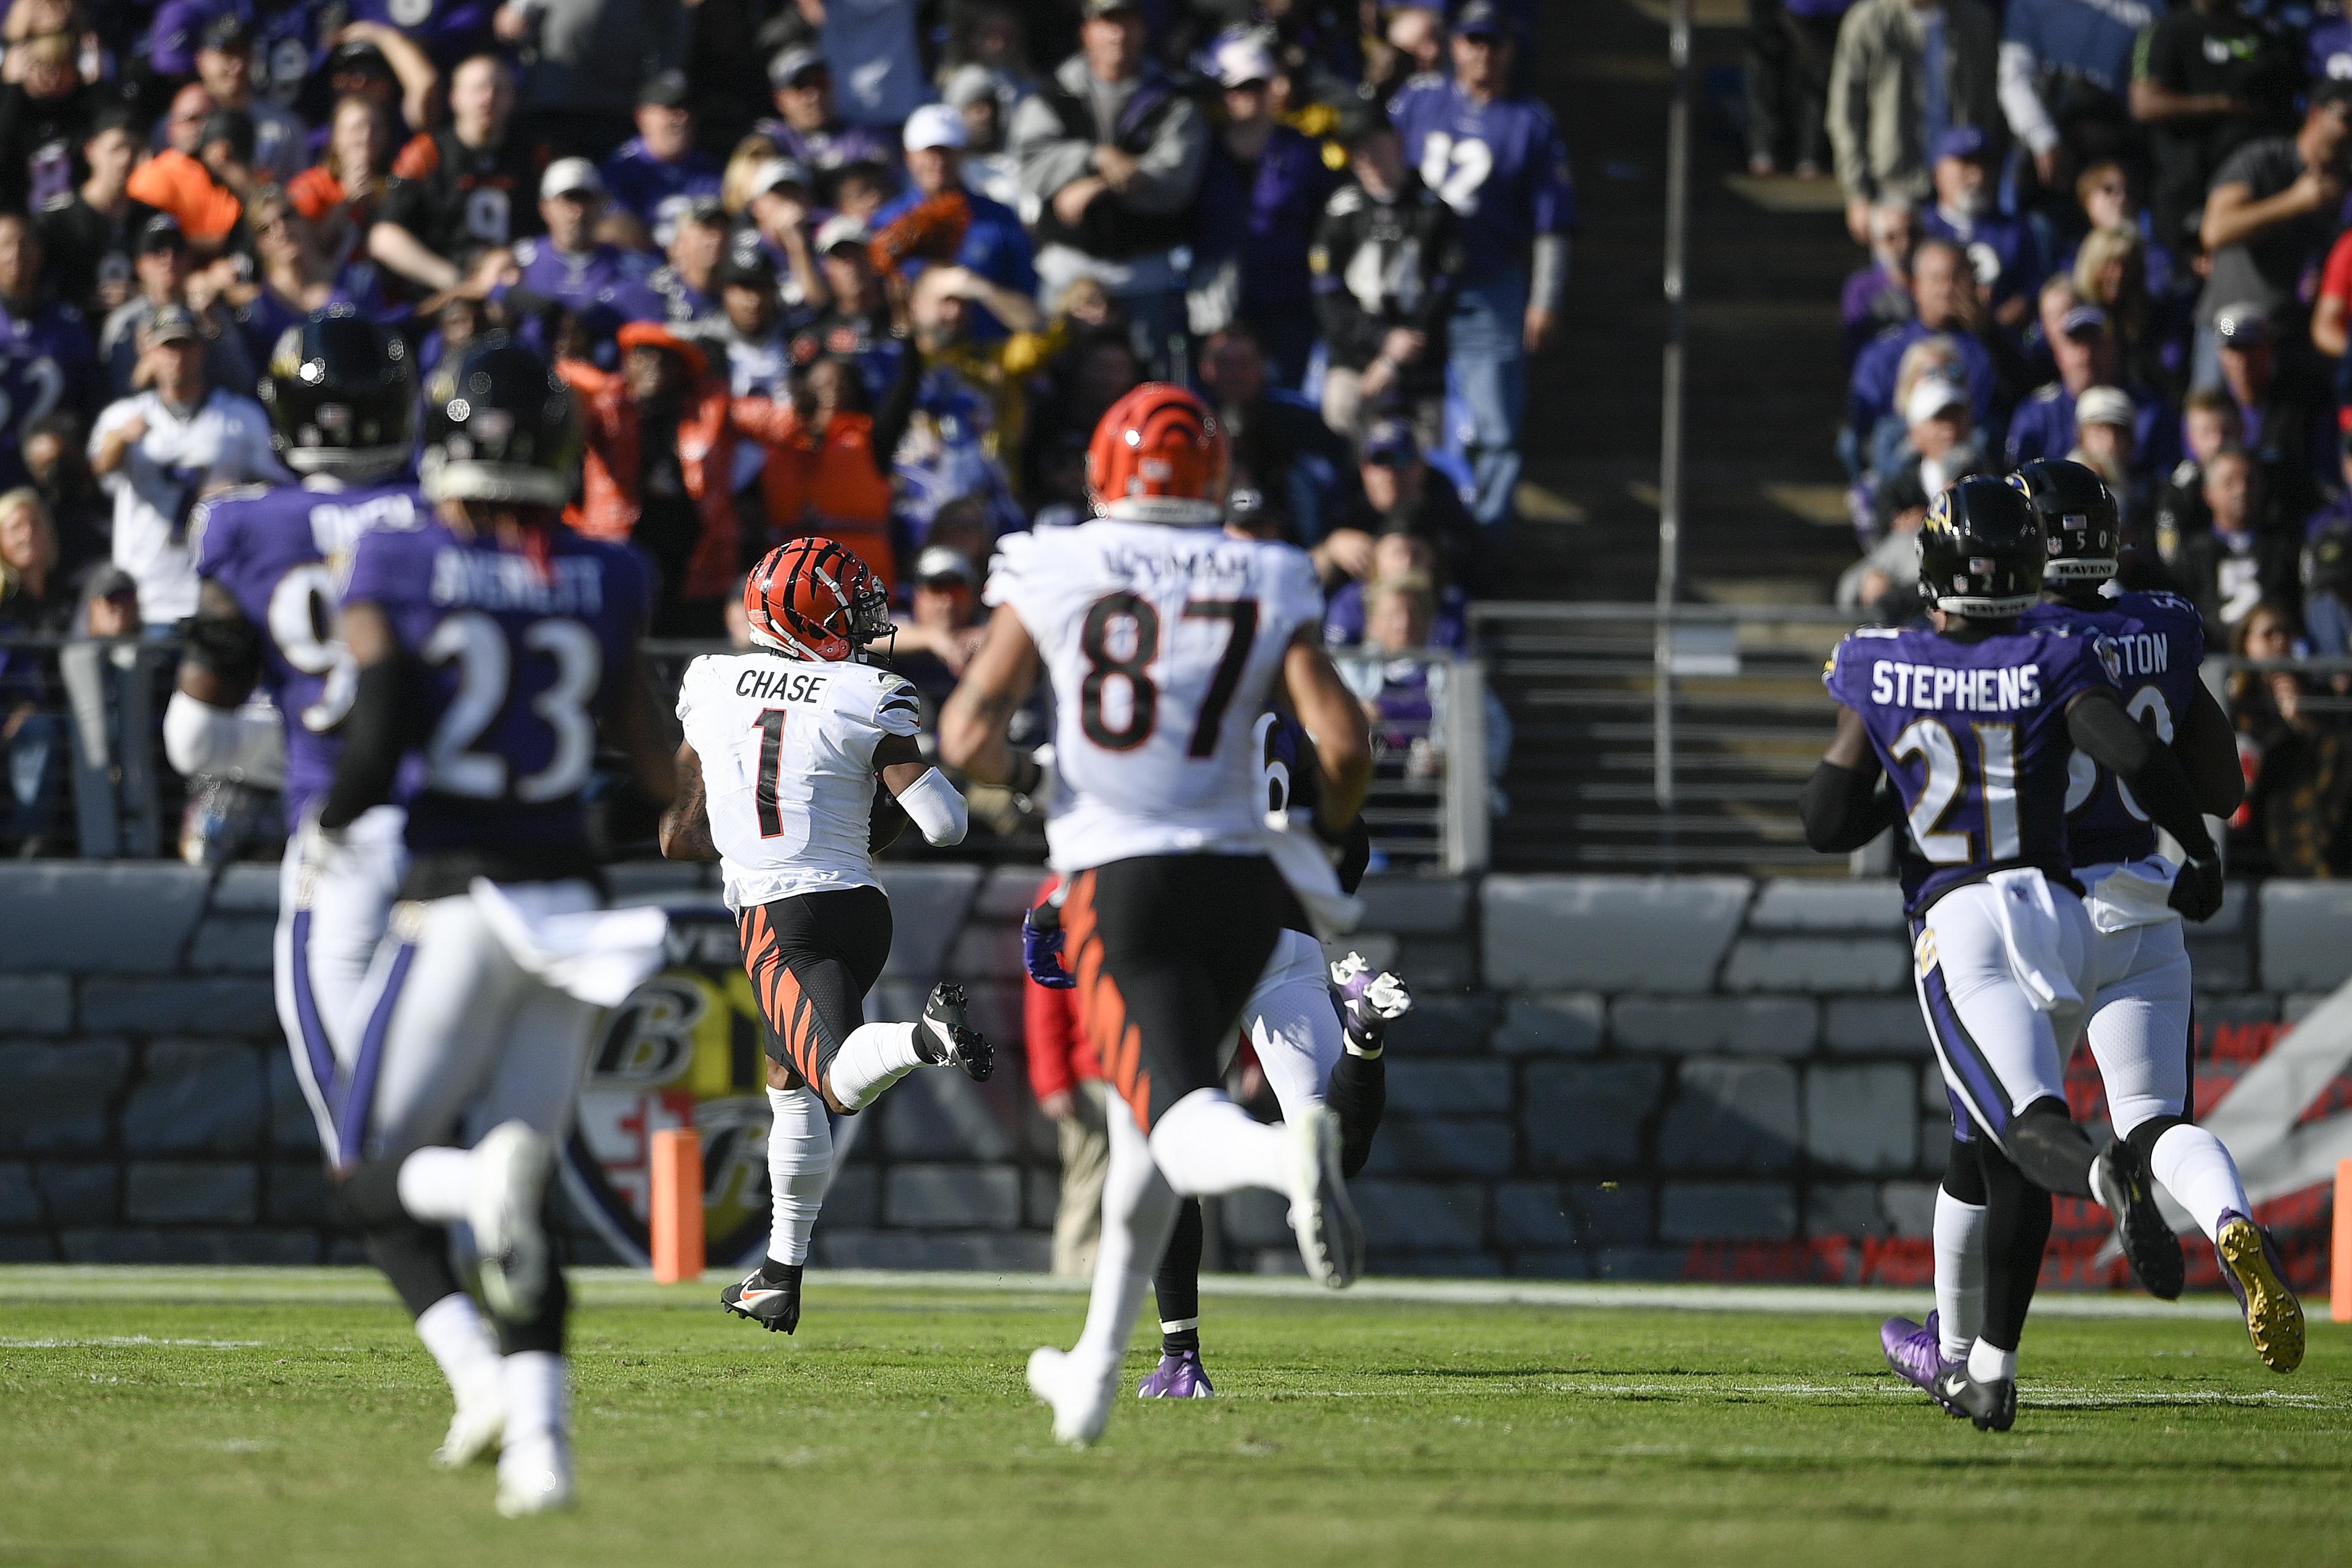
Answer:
[
  {"xmin": 271, "ymin": 805, "xmax": 404, "ymax": 1153},
  {"xmin": 1914, "ymin": 878, "xmax": 2090, "ymax": 1148}
]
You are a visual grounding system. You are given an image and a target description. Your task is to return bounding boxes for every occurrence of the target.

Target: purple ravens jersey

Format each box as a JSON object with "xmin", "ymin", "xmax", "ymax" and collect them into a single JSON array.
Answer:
[
  {"xmin": 1825, "ymin": 622, "xmax": 2117, "ymax": 915},
  {"xmin": 2021, "ymin": 590, "xmax": 2207, "ymax": 868},
  {"xmin": 193, "ymin": 480, "xmax": 425, "ymax": 825},
  {"xmin": 1387, "ymin": 76, "xmax": 1575, "ymax": 278},
  {"xmin": 339, "ymin": 517, "xmax": 650, "ymax": 856}
]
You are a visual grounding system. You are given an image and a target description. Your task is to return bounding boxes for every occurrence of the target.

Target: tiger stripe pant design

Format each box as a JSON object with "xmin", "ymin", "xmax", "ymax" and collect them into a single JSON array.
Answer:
[
  {"xmin": 737, "ymin": 885, "xmax": 895, "ymax": 1090},
  {"xmin": 1061, "ymin": 854, "xmax": 1290, "ymax": 1130}
]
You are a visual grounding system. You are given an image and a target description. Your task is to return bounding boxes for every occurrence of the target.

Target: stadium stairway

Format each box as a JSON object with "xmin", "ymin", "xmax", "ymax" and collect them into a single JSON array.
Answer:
[{"xmin": 1498, "ymin": 0, "xmax": 1859, "ymax": 872}]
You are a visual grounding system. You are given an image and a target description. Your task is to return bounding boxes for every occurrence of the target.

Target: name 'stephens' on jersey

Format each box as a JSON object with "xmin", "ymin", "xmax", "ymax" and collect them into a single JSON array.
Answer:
[
  {"xmin": 1868, "ymin": 658, "xmax": 2045, "ymax": 712},
  {"xmin": 430, "ymin": 550, "xmax": 607, "ymax": 615}
]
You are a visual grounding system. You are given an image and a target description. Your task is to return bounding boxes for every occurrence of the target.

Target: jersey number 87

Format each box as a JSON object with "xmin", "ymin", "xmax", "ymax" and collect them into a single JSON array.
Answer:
[{"xmin": 1079, "ymin": 591, "xmax": 1258, "ymax": 756}]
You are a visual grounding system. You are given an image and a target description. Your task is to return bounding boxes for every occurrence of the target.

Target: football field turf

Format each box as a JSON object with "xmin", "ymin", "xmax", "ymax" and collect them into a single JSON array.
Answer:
[{"xmin": 1, "ymin": 1267, "xmax": 2343, "ymax": 1568}]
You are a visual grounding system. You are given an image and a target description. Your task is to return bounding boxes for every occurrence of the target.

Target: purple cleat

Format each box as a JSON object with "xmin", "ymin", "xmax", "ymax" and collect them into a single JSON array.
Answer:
[
  {"xmin": 1880, "ymin": 1311, "xmax": 1965, "ymax": 1417},
  {"xmin": 1136, "ymin": 1349, "xmax": 1215, "ymax": 1399}
]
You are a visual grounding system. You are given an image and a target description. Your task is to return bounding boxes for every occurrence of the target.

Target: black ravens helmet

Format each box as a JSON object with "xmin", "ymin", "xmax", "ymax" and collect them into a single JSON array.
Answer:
[
  {"xmin": 2008, "ymin": 458, "xmax": 2119, "ymax": 584},
  {"xmin": 417, "ymin": 333, "xmax": 581, "ymax": 508},
  {"xmin": 1918, "ymin": 475, "xmax": 2045, "ymax": 618},
  {"xmin": 259, "ymin": 306, "xmax": 414, "ymax": 481}
]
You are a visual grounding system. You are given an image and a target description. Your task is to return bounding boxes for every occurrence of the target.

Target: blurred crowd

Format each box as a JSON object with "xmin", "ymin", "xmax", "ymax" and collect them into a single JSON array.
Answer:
[
  {"xmin": 0, "ymin": 0, "xmax": 1570, "ymax": 857},
  {"xmin": 1760, "ymin": 0, "xmax": 2352, "ymax": 874}
]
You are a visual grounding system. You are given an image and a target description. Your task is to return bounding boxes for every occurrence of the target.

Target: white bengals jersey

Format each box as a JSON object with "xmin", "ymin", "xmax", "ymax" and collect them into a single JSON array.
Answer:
[
  {"xmin": 675, "ymin": 652, "xmax": 922, "ymax": 911},
  {"xmin": 987, "ymin": 520, "xmax": 1324, "ymax": 873}
]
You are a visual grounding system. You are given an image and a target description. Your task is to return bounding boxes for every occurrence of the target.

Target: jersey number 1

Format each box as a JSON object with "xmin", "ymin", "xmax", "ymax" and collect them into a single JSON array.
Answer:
[
  {"xmin": 753, "ymin": 708, "xmax": 789, "ymax": 838},
  {"xmin": 1079, "ymin": 592, "xmax": 1258, "ymax": 757}
]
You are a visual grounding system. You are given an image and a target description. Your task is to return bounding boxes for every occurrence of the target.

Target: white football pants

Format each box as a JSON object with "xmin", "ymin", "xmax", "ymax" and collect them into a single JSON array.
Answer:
[
  {"xmin": 273, "ymin": 805, "xmax": 404, "ymax": 1153},
  {"xmin": 2072, "ymin": 858, "xmax": 2197, "ymax": 1136},
  {"xmin": 1912, "ymin": 874, "xmax": 2092, "ymax": 1151}
]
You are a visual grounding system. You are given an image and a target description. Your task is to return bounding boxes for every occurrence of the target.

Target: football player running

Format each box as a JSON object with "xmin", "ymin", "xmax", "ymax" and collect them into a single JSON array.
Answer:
[
  {"xmin": 166, "ymin": 310, "xmax": 516, "ymax": 1469},
  {"xmin": 1880, "ymin": 461, "xmax": 2302, "ymax": 1391},
  {"xmin": 940, "ymin": 382, "xmax": 1376, "ymax": 1447},
  {"xmin": 656, "ymin": 537, "xmax": 994, "ymax": 1338},
  {"xmin": 1800, "ymin": 476, "xmax": 2226, "ymax": 1431},
  {"xmin": 316, "ymin": 335, "xmax": 678, "ymax": 1515},
  {"xmin": 1024, "ymin": 710, "xmax": 1411, "ymax": 1398}
]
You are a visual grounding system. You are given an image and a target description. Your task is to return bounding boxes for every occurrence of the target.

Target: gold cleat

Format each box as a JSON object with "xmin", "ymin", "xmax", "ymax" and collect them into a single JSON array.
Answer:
[{"xmin": 2217, "ymin": 1217, "xmax": 2305, "ymax": 1374}]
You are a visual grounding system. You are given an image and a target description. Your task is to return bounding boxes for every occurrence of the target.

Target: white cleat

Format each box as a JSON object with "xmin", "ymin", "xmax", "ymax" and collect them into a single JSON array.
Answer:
[
  {"xmin": 1285, "ymin": 1103, "xmax": 1362, "ymax": 1289},
  {"xmin": 1027, "ymin": 1345, "xmax": 1115, "ymax": 1449},
  {"xmin": 431, "ymin": 1389, "xmax": 505, "ymax": 1470},
  {"xmin": 494, "ymin": 1436, "xmax": 574, "ymax": 1518},
  {"xmin": 472, "ymin": 1121, "xmax": 554, "ymax": 1324}
]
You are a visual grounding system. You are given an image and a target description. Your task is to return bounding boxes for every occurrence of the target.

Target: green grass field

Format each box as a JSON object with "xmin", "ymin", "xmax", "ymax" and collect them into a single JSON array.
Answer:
[{"xmin": 1, "ymin": 1268, "xmax": 2344, "ymax": 1568}]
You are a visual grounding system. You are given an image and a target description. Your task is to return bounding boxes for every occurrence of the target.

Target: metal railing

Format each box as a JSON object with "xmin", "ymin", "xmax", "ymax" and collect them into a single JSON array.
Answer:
[
  {"xmin": 0, "ymin": 633, "xmax": 183, "ymax": 858},
  {"xmin": 12, "ymin": 633, "xmax": 1493, "ymax": 874},
  {"xmin": 1471, "ymin": 602, "xmax": 2352, "ymax": 874},
  {"xmin": 1471, "ymin": 601, "xmax": 1858, "ymax": 874}
]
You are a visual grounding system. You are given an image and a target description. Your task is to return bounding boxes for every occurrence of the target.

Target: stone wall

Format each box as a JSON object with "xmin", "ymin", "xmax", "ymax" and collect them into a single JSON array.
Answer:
[{"xmin": 2, "ymin": 862, "xmax": 2346, "ymax": 1282}]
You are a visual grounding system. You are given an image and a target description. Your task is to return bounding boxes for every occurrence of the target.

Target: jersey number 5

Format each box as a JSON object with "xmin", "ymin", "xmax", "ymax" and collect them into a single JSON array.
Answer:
[
  {"xmin": 1078, "ymin": 593, "xmax": 1258, "ymax": 758},
  {"xmin": 1890, "ymin": 716, "xmax": 2020, "ymax": 865}
]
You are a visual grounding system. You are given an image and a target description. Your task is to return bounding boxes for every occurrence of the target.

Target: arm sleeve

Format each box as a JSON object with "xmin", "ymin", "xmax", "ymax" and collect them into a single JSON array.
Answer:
[
  {"xmin": 2068, "ymin": 690, "xmax": 2217, "ymax": 858},
  {"xmin": 1998, "ymin": 41, "xmax": 2061, "ymax": 158},
  {"xmin": 1799, "ymin": 759, "xmax": 1898, "ymax": 854},
  {"xmin": 1011, "ymin": 94, "xmax": 1094, "ymax": 202},
  {"xmin": 1827, "ymin": 14, "xmax": 1872, "ymax": 197},
  {"xmin": 892, "ymin": 766, "xmax": 968, "ymax": 846},
  {"xmin": 1123, "ymin": 94, "xmax": 1210, "ymax": 215},
  {"xmin": 317, "ymin": 654, "xmax": 406, "ymax": 830}
]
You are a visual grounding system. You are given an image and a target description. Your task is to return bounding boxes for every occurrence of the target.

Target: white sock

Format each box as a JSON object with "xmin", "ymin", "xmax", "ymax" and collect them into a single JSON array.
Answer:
[
  {"xmin": 415, "ymin": 1292, "xmax": 502, "ymax": 1402},
  {"xmin": 502, "ymin": 1350, "xmax": 569, "ymax": 1448},
  {"xmin": 396, "ymin": 1146, "xmax": 474, "ymax": 1223},
  {"xmin": 1967, "ymin": 1338, "xmax": 2018, "ymax": 1382},
  {"xmin": 2148, "ymin": 1124, "xmax": 2252, "ymax": 1242},
  {"xmin": 1070, "ymin": 1106, "xmax": 1179, "ymax": 1377},
  {"xmin": 1933, "ymin": 1188, "xmax": 1987, "ymax": 1364},
  {"xmin": 827, "ymin": 1022, "xmax": 924, "ymax": 1110},
  {"xmin": 765, "ymin": 1084, "xmax": 832, "ymax": 1265},
  {"xmin": 1146, "ymin": 1089, "xmax": 1291, "ymax": 1198}
]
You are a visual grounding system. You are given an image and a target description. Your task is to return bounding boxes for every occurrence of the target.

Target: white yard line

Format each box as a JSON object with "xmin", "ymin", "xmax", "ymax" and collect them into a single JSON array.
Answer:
[{"xmin": 0, "ymin": 1264, "xmax": 2299, "ymax": 1322}]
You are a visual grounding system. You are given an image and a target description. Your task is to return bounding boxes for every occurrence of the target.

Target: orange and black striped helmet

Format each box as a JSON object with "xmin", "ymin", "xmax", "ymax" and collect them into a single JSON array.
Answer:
[
  {"xmin": 1085, "ymin": 382, "xmax": 1230, "ymax": 526},
  {"xmin": 743, "ymin": 537, "xmax": 893, "ymax": 661}
]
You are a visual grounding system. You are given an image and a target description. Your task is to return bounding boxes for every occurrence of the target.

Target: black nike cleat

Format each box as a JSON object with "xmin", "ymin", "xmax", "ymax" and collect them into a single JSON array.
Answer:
[
  {"xmin": 1932, "ymin": 1364, "xmax": 2018, "ymax": 1432},
  {"xmin": 917, "ymin": 982, "xmax": 994, "ymax": 1082},
  {"xmin": 721, "ymin": 1263, "xmax": 803, "ymax": 1333},
  {"xmin": 2091, "ymin": 1140, "xmax": 2185, "ymax": 1301}
]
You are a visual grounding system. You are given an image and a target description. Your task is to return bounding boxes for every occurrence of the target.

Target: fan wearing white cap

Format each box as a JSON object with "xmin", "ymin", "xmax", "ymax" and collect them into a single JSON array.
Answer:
[
  {"xmin": 504, "ymin": 158, "xmax": 662, "ymax": 321},
  {"xmin": 2002, "ymin": 302, "xmax": 2165, "ymax": 474},
  {"xmin": 869, "ymin": 101, "xmax": 1038, "ymax": 340},
  {"xmin": 2069, "ymin": 385, "xmax": 2141, "ymax": 496}
]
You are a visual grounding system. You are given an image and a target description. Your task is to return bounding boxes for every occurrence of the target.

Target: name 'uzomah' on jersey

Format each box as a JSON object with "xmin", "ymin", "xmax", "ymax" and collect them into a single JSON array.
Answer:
[
  {"xmin": 192, "ymin": 481, "xmax": 423, "ymax": 827},
  {"xmin": 986, "ymin": 520, "xmax": 1326, "ymax": 874},
  {"xmin": 2020, "ymin": 590, "xmax": 2207, "ymax": 870},
  {"xmin": 339, "ymin": 515, "xmax": 651, "ymax": 857},
  {"xmin": 674, "ymin": 650, "xmax": 921, "ymax": 912},
  {"xmin": 1824, "ymin": 622, "xmax": 2119, "ymax": 916}
]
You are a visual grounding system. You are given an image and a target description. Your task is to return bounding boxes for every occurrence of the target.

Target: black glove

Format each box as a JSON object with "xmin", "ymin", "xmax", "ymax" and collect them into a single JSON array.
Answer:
[{"xmin": 2169, "ymin": 852, "xmax": 2223, "ymax": 922}]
